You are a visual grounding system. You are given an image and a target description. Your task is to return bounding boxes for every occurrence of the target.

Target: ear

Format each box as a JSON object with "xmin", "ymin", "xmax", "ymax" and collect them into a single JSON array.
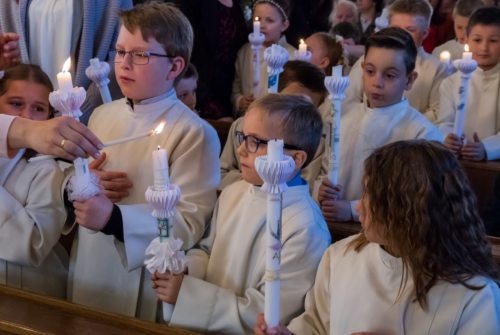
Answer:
[
  {"xmin": 422, "ymin": 27, "xmax": 430, "ymax": 41},
  {"xmin": 166, "ymin": 56, "xmax": 186, "ymax": 81},
  {"xmin": 281, "ymin": 19, "xmax": 290, "ymax": 33},
  {"xmin": 405, "ymin": 71, "xmax": 418, "ymax": 90},
  {"xmin": 319, "ymin": 56, "xmax": 330, "ymax": 70},
  {"xmin": 289, "ymin": 150, "xmax": 307, "ymax": 170}
]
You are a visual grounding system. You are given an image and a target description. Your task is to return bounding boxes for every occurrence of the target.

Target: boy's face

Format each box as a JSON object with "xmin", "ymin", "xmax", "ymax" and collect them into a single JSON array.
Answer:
[
  {"xmin": 115, "ymin": 26, "xmax": 175, "ymax": 101},
  {"xmin": 468, "ymin": 24, "xmax": 500, "ymax": 71},
  {"xmin": 254, "ymin": 4, "xmax": 289, "ymax": 46},
  {"xmin": 362, "ymin": 47, "xmax": 415, "ymax": 108},
  {"xmin": 0, "ymin": 80, "xmax": 50, "ymax": 121},
  {"xmin": 175, "ymin": 77, "xmax": 197, "ymax": 111},
  {"xmin": 389, "ymin": 13, "xmax": 429, "ymax": 47},
  {"xmin": 454, "ymin": 15, "xmax": 469, "ymax": 45},
  {"xmin": 237, "ymin": 107, "xmax": 282, "ymax": 185},
  {"xmin": 305, "ymin": 35, "xmax": 329, "ymax": 71}
]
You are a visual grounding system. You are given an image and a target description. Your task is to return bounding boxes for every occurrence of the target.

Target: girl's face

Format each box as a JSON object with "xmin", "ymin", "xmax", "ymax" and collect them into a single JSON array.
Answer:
[
  {"xmin": 254, "ymin": 3, "xmax": 289, "ymax": 46},
  {"xmin": 0, "ymin": 80, "xmax": 51, "ymax": 120},
  {"xmin": 305, "ymin": 35, "xmax": 329, "ymax": 71}
]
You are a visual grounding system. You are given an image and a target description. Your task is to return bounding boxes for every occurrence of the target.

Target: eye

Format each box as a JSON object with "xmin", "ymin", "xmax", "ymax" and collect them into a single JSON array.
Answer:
[
  {"xmin": 8, "ymin": 100, "xmax": 23, "ymax": 108},
  {"xmin": 133, "ymin": 51, "xmax": 149, "ymax": 59},
  {"xmin": 116, "ymin": 49, "xmax": 126, "ymax": 57}
]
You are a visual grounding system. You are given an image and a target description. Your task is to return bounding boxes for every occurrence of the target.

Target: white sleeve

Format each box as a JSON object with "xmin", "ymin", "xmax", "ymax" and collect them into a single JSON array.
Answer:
[{"xmin": 483, "ymin": 134, "xmax": 500, "ymax": 161}]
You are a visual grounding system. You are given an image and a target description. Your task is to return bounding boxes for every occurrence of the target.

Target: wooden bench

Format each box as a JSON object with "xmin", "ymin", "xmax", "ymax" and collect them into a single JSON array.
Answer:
[
  {"xmin": 461, "ymin": 159, "xmax": 500, "ymax": 212},
  {"xmin": 206, "ymin": 119, "xmax": 232, "ymax": 150},
  {"xmin": 0, "ymin": 285, "xmax": 198, "ymax": 335}
]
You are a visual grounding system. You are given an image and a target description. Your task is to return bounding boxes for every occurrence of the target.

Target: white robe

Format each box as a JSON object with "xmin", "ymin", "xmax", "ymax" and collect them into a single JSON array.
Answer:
[
  {"xmin": 169, "ymin": 180, "xmax": 331, "ymax": 334},
  {"xmin": 343, "ymin": 47, "xmax": 449, "ymax": 122},
  {"xmin": 437, "ymin": 63, "xmax": 500, "ymax": 160},
  {"xmin": 70, "ymin": 90, "xmax": 220, "ymax": 320},
  {"xmin": 288, "ymin": 235, "xmax": 500, "ymax": 335},
  {"xmin": 231, "ymin": 36, "xmax": 296, "ymax": 114},
  {"xmin": 0, "ymin": 151, "xmax": 67, "ymax": 298},
  {"xmin": 432, "ymin": 39, "xmax": 464, "ymax": 61}
]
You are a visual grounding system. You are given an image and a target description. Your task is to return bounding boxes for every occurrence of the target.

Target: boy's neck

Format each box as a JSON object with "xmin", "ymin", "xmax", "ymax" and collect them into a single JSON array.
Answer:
[{"xmin": 366, "ymin": 97, "xmax": 405, "ymax": 109}]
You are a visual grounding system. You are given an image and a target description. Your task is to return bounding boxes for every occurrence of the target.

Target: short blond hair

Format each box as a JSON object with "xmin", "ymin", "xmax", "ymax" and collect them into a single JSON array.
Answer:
[
  {"xmin": 120, "ymin": 1, "xmax": 193, "ymax": 78},
  {"xmin": 389, "ymin": 0, "xmax": 433, "ymax": 28}
]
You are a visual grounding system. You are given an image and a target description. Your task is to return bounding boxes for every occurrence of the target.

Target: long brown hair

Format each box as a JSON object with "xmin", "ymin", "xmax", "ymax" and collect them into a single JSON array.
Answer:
[{"xmin": 349, "ymin": 140, "xmax": 500, "ymax": 308}]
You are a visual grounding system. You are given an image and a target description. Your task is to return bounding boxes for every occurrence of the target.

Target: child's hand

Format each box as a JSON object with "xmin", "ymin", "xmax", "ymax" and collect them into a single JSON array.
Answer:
[
  {"xmin": 90, "ymin": 153, "xmax": 133, "ymax": 203},
  {"xmin": 0, "ymin": 32, "xmax": 21, "ymax": 68},
  {"xmin": 444, "ymin": 133, "xmax": 463, "ymax": 155},
  {"xmin": 318, "ymin": 178, "xmax": 342, "ymax": 203},
  {"xmin": 73, "ymin": 193, "xmax": 113, "ymax": 231},
  {"xmin": 254, "ymin": 313, "xmax": 292, "ymax": 335},
  {"xmin": 321, "ymin": 199, "xmax": 352, "ymax": 223},
  {"xmin": 461, "ymin": 132, "xmax": 486, "ymax": 161},
  {"xmin": 151, "ymin": 271, "xmax": 184, "ymax": 304},
  {"xmin": 238, "ymin": 95, "xmax": 255, "ymax": 112}
]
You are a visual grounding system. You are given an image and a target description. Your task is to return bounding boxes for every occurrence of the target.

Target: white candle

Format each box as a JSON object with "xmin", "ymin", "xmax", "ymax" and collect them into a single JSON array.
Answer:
[
  {"xmin": 57, "ymin": 57, "xmax": 73, "ymax": 93},
  {"xmin": 153, "ymin": 146, "xmax": 169, "ymax": 190},
  {"xmin": 298, "ymin": 39, "xmax": 307, "ymax": 58},
  {"xmin": 253, "ymin": 17, "xmax": 260, "ymax": 35},
  {"xmin": 462, "ymin": 44, "xmax": 472, "ymax": 60},
  {"xmin": 440, "ymin": 50, "xmax": 451, "ymax": 63},
  {"xmin": 332, "ymin": 64, "xmax": 342, "ymax": 77},
  {"xmin": 268, "ymin": 139, "xmax": 283, "ymax": 162}
]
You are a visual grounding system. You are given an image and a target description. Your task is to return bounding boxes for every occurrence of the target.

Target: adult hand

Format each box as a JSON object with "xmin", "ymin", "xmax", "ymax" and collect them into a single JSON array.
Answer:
[
  {"xmin": 8, "ymin": 116, "xmax": 103, "ymax": 160},
  {"xmin": 0, "ymin": 33, "xmax": 21, "ymax": 68}
]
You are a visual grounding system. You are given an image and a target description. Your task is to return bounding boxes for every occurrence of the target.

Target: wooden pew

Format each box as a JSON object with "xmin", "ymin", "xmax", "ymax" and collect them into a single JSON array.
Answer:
[
  {"xmin": 460, "ymin": 159, "xmax": 500, "ymax": 212},
  {"xmin": 0, "ymin": 285, "xmax": 198, "ymax": 335},
  {"xmin": 206, "ymin": 119, "xmax": 232, "ymax": 150}
]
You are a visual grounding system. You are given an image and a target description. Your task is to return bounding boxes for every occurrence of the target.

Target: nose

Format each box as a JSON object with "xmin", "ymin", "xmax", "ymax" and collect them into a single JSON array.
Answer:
[
  {"xmin": 120, "ymin": 53, "xmax": 133, "ymax": 69},
  {"xmin": 19, "ymin": 107, "xmax": 32, "ymax": 119},
  {"xmin": 373, "ymin": 73, "xmax": 384, "ymax": 88},
  {"xmin": 236, "ymin": 139, "xmax": 247, "ymax": 157}
]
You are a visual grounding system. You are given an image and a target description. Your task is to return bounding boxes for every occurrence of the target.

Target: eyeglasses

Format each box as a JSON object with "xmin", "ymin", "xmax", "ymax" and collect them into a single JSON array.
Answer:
[
  {"xmin": 235, "ymin": 131, "xmax": 301, "ymax": 153},
  {"xmin": 109, "ymin": 49, "xmax": 172, "ymax": 65}
]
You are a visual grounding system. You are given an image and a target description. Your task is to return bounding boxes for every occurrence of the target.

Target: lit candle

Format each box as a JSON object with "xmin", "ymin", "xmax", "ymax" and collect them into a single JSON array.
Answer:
[
  {"xmin": 253, "ymin": 17, "xmax": 260, "ymax": 35},
  {"xmin": 440, "ymin": 50, "xmax": 451, "ymax": 63},
  {"xmin": 462, "ymin": 44, "xmax": 472, "ymax": 60},
  {"xmin": 57, "ymin": 57, "xmax": 73, "ymax": 93},
  {"xmin": 298, "ymin": 39, "xmax": 307, "ymax": 58},
  {"xmin": 153, "ymin": 146, "xmax": 169, "ymax": 190},
  {"xmin": 268, "ymin": 139, "xmax": 283, "ymax": 162},
  {"xmin": 332, "ymin": 64, "xmax": 343, "ymax": 77}
]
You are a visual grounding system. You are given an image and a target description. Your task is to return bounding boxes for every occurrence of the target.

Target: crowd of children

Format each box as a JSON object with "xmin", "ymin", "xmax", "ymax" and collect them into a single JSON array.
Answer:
[{"xmin": 0, "ymin": 0, "xmax": 500, "ymax": 334}]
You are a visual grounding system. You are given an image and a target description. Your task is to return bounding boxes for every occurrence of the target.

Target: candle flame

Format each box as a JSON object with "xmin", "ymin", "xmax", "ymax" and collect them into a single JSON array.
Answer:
[
  {"xmin": 62, "ymin": 57, "xmax": 71, "ymax": 72},
  {"xmin": 254, "ymin": 16, "xmax": 260, "ymax": 22},
  {"xmin": 300, "ymin": 39, "xmax": 305, "ymax": 44},
  {"xmin": 152, "ymin": 122, "xmax": 165, "ymax": 135},
  {"xmin": 440, "ymin": 50, "xmax": 450, "ymax": 60},
  {"xmin": 157, "ymin": 145, "xmax": 161, "ymax": 150},
  {"xmin": 464, "ymin": 44, "xmax": 469, "ymax": 52}
]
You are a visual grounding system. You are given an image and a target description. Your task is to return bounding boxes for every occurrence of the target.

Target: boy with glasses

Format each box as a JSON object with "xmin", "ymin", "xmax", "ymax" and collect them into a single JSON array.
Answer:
[
  {"xmin": 152, "ymin": 94, "xmax": 330, "ymax": 333},
  {"xmin": 69, "ymin": 2, "xmax": 220, "ymax": 321}
]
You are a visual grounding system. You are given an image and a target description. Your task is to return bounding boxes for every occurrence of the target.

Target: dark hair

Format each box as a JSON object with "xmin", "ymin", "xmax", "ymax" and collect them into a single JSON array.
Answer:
[
  {"xmin": 310, "ymin": 32, "xmax": 344, "ymax": 75},
  {"xmin": 120, "ymin": 1, "xmax": 193, "ymax": 80},
  {"xmin": 330, "ymin": 22, "xmax": 362, "ymax": 44},
  {"xmin": 278, "ymin": 60, "xmax": 327, "ymax": 100},
  {"xmin": 454, "ymin": 0, "xmax": 484, "ymax": 17},
  {"xmin": 0, "ymin": 64, "xmax": 54, "ymax": 118},
  {"xmin": 466, "ymin": 6, "xmax": 500, "ymax": 34},
  {"xmin": 374, "ymin": 0, "xmax": 385, "ymax": 14},
  {"xmin": 249, "ymin": 93, "xmax": 323, "ymax": 168},
  {"xmin": 179, "ymin": 63, "xmax": 199, "ymax": 81},
  {"xmin": 365, "ymin": 27, "xmax": 417, "ymax": 74},
  {"xmin": 349, "ymin": 140, "xmax": 500, "ymax": 309}
]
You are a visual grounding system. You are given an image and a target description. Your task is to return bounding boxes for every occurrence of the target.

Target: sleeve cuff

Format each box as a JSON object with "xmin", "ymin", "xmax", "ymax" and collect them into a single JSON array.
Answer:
[{"xmin": 101, "ymin": 204, "xmax": 124, "ymax": 242}]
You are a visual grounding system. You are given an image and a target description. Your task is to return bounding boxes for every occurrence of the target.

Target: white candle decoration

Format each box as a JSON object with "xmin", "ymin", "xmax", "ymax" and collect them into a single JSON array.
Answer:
[
  {"xmin": 153, "ymin": 146, "xmax": 170, "ymax": 190},
  {"xmin": 264, "ymin": 44, "xmax": 289, "ymax": 94},
  {"xmin": 294, "ymin": 38, "xmax": 312, "ymax": 62},
  {"xmin": 268, "ymin": 139, "xmax": 284, "ymax": 162},
  {"xmin": 85, "ymin": 58, "xmax": 112, "ymax": 103},
  {"xmin": 56, "ymin": 57, "xmax": 73, "ymax": 93},
  {"xmin": 462, "ymin": 44, "xmax": 472, "ymax": 60},
  {"xmin": 249, "ymin": 17, "xmax": 266, "ymax": 99},
  {"xmin": 332, "ymin": 64, "xmax": 342, "ymax": 78},
  {"xmin": 451, "ymin": 57, "xmax": 478, "ymax": 138}
]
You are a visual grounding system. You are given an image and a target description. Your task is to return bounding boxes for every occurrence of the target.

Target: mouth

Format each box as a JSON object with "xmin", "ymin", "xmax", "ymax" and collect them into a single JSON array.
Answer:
[
  {"xmin": 119, "ymin": 76, "xmax": 134, "ymax": 83},
  {"xmin": 370, "ymin": 93, "xmax": 383, "ymax": 101}
]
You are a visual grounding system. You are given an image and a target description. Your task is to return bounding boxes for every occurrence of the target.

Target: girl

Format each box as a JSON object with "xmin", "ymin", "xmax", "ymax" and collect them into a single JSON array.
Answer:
[
  {"xmin": 231, "ymin": 0, "xmax": 295, "ymax": 115},
  {"xmin": 304, "ymin": 32, "xmax": 343, "ymax": 76},
  {"xmin": 0, "ymin": 64, "xmax": 68, "ymax": 298},
  {"xmin": 256, "ymin": 140, "xmax": 500, "ymax": 334}
]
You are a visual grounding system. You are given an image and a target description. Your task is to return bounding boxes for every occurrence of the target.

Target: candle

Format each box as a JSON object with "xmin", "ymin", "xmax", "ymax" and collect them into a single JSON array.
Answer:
[
  {"xmin": 268, "ymin": 139, "xmax": 283, "ymax": 162},
  {"xmin": 153, "ymin": 146, "xmax": 169, "ymax": 190},
  {"xmin": 298, "ymin": 39, "xmax": 307, "ymax": 58},
  {"xmin": 440, "ymin": 50, "xmax": 451, "ymax": 63},
  {"xmin": 462, "ymin": 44, "xmax": 472, "ymax": 60},
  {"xmin": 57, "ymin": 57, "xmax": 73, "ymax": 93},
  {"xmin": 253, "ymin": 17, "xmax": 260, "ymax": 35},
  {"xmin": 103, "ymin": 122, "xmax": 165, "ymax": 147},
  {"xmin": 332, "ymin": 64, "xmax": 343, "ymax": 77}
]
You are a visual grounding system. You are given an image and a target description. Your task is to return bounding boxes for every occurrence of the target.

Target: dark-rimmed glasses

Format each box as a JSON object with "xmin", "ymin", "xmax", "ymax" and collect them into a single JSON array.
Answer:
[
  {"xmin": 109, "ymin": 49, "xmax": 172, "ymax": 65},
  {"xmin": 235, "ymin": 131, "xmax": 302, "ymax": 153}
]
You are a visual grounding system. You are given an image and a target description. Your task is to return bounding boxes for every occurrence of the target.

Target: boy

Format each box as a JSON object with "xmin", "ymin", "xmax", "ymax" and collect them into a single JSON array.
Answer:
[
  {"xmin": 437, "ymin": 7, "xmax": 500, "ymax": 161},
  {"xmin": 175, "ymin": 62, "xmax": 198, "ymax": 113},
  {"xmin": 70, "ymin": 3, "xmax": 220, "ymax": 321},
  {"xmin": 343, "ymin": 0, "xmax": 449, "ymax": 122},
  {"xmin": 433, "ymin": 0, "xmax": 484, "ymax": 61},
  {"xmin": 152, "ymin": 94, "xmax": 331, "ymax": 334},
  {"xmin": 318, "ymin": 27, "xmax": 443, "ymax": 223}
]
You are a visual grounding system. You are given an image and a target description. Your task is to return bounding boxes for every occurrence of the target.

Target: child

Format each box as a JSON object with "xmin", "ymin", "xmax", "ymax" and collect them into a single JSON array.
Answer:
[
  {"xmin": 70, "ymin": 3, "xmax": 220, "ymax": 320},
  {"xmin": 343, "ymin": 0, "xmax": 449, "ymax": 122},
  {"xmin": 438, "ymin": 7, "xmax": 500, "ymax": 161},
  {"xmin": 304, "ymin": 32, "xmax": 343, "ymax": 76},
  {"xmin": 174, "ymin": 62, "xmax": 198, "ymax": 113},
  {"xmin": 256, "ymin": 140, "xmax": 500, "ymax": 335},
  {"xmin": 0, "ymin": 64, "xmax": 67, "ymax": 298},
  {"xmin": 153, "ymin": 94, "xmax": 331, "ymax": 334},
  {"xmin": 432, "ymin": 0, "xmax": 485, "ymax": 60},
  {"xmin": 317, "ymin": 27, "xmax": 443, "ymax": 223},
  {"xmin": 221, "ymin": 60, "xmax": 328, "ymax": 191},
  {"xmin": 231, "ymin": 0, "xmax": 295, "ymax": 115}
]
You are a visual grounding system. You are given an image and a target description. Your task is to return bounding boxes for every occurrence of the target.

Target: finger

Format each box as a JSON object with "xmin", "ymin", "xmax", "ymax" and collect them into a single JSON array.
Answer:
[
  {"xmin": 104, "ymin": 190, "xmax": 129, "ymax": 202},
  {"xmin": 97, "ymin": 171, "xmax": 129, "ymax": 182},
  {"xmin": 59, "ymin": 118, "xmax": 103, "ymax": 158},
  {"xmin": 89, "ymin": 152, "xmax": 107, "ymax": 170},
  {"xmin": 473, "ymin": 132, "xmax": 481, "ymax": 143}
]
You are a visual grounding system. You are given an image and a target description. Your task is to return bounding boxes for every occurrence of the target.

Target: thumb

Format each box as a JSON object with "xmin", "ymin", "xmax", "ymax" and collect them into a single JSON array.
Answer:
[
  {"xmin": 89, "ymin": 152, "xmax": 106, "ymax": 170},
  {"xmin": 473, "ymin": 132, "xmax": 480, "ymax": 143}
]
